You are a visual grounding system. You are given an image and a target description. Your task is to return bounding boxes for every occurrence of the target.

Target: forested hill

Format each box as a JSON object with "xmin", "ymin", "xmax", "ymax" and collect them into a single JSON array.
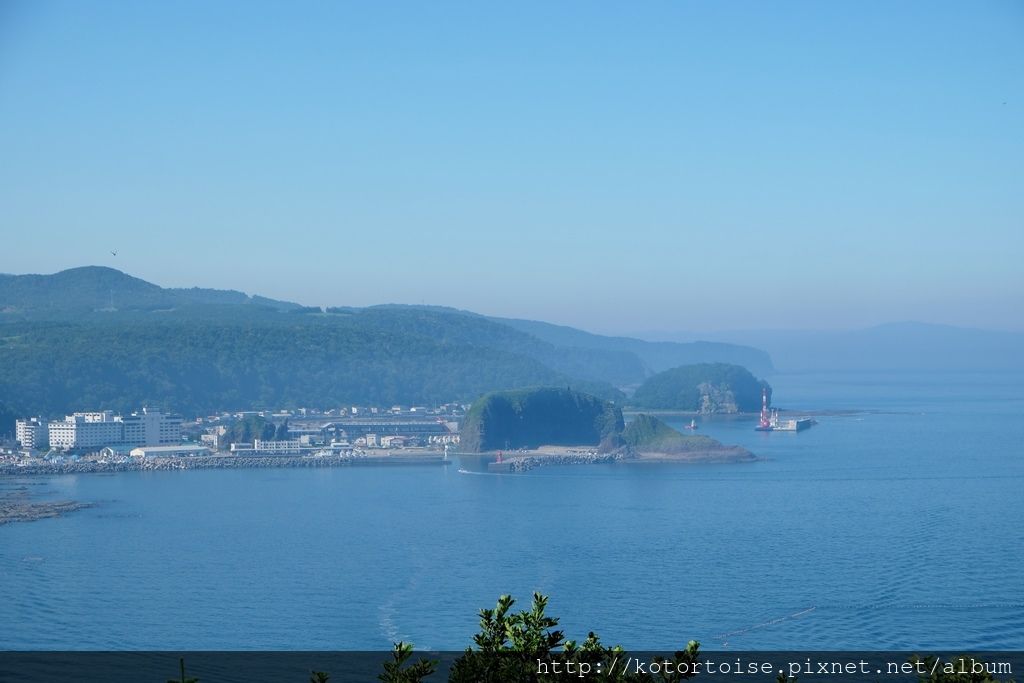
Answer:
[
  {"xmin": 0, "ymin": 266, "xmax": 298, "ymax": 315},
  {"xmin": 631, "ymin": 363, "xmax": 772, "ymax": 413},
  {"xmin": 0, "ymin": 268, "xmax": 777, "ymax": 425},
  {"xmin": 0, "ymin": 320, "xmax": 621, "ymax": 421},
  {"xmin": 459, "ymin": 388, "xmax": 624, "ymax": 452}
]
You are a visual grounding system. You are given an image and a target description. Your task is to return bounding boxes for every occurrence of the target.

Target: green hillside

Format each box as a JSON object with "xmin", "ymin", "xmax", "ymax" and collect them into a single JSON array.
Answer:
[
  {"xmin": 0, "ymin": 268, "xmax": 781, "ymax": 425},
  {"xmin": 337, "ymin": 305, "xmax": 648, "ymax": 386},
  {"xmin": 630, "ymin": 363, "xmax": 771, "ymax": 413},
  {"xmin": 0, "ymin": 321, "xmax": 621, "ymax": 421},
  {"xmin": 0, "ymin": 266, "xmax": 298, "ymax": 315},
  {"xmin": 620, "ymin": 414, "xmax": 719, "ymax": 452}
]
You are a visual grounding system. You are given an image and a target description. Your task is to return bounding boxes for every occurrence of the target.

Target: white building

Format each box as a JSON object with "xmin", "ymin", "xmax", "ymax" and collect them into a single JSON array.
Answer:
[
  {"xmin": 15, "ymin": 418, "xmax": 48, "ymax": 450},
  {"xmin": 252, "ymin": 439, "xmax": 304, "ymax": 454},
  {"xmin": 47, "ymin": 408, "xmax": 183, "ymax": 451},
  {"xmin": 48, "ymin": 412, "xmax": 123, "ymax": 451},
  {"xmin": 130, "ymin": 444, "xmax": 211, "ymax": 458},
  {"xmin": 120, "ymin": 409, "xmax": 182, "ymax": 447}
]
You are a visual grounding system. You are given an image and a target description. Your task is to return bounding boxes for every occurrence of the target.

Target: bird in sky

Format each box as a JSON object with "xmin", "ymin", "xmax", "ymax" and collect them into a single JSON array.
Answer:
[{"xmin": 111, "ymin": 250, "xmax": 118, "ymax": 256}]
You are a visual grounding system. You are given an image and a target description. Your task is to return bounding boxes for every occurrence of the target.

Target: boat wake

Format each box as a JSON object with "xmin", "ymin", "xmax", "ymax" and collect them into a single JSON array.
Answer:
[{"xmin": 715, "ymin": 606, "xmax": 816, "ymax": 645}]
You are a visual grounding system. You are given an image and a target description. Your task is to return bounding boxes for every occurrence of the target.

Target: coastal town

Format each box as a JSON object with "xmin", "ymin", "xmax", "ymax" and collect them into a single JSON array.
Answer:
[{"xmin": 2, "ymin": 404, "xmax": 464, "ymax": 473}]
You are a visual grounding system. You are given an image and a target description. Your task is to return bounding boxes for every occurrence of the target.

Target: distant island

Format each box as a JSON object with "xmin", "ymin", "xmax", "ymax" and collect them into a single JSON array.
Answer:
[
  {"xmin": 459, "ymin": 387, "xmax": 754, "ymax": 469},
  {"xmin": 630, "ymin": 362, "xmax": 772, "ymax": 413}
]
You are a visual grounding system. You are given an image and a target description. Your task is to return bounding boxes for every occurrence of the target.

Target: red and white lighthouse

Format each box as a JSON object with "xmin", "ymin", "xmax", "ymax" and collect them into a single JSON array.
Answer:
[{"xmin": 756, "ymin": 387, "xmax": 773, "ymax": 431}]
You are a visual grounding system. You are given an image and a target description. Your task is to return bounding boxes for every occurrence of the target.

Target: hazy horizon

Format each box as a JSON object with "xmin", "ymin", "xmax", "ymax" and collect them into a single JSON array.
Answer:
[
  {"xmin": 2, "ymin": 1, "xmax": 1021, "ymax": 334},
  {"xmin": 3, "ymin": 264, "xmax": 1023, "ymax": 339}
]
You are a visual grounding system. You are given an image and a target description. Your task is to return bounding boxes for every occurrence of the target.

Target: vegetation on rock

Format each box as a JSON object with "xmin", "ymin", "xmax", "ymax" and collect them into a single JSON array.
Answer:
[
  {"xmin": 620, "ymin": 414, "xmax": 720, "ymax": 453},
  {"xmin": 222, "ymin": 415, "xmax": 276, "ymax": 445},
  {"xmin": 631, "ymin": 363, "xmax": 771, "ymax": 413},
  {"xmin": 459, "ymin": 388, "xmax": 624, "ymax": 453}
]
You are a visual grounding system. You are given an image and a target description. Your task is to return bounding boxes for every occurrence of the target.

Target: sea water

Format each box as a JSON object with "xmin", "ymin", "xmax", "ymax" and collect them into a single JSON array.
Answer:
[{"xmin": 1, "ymin": 372, "xmax": 1021, "ymax": 650}]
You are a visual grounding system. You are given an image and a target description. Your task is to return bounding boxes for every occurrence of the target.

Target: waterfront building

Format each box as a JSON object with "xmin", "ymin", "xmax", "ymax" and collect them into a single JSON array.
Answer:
[
  {"xmin": 99, "ymin": 446, "xmax": 133, "ymax": 458},
  {"xmin": 120, "ymin": 409, "xmax": 183, "ymax": 446},
  {"xmin": 130, "ymin": 444, "xmax": 211, "ymax": 458},
  {"xmin": 318, "ymin": 420, "xmax": 453, "ymax": 439},
  {"xmin": 48, "ymin": 412, "xmax": 123, "ymax": 451},
  {"xmin": 380, "ymin": 435, "xmax": 418, "ymax": 448},
  {"xmin": 46, "ymin": 408, "xmax": 183, "ymax": 451},
  {"xmin": 252, "ymin": 439, "xmax": 304, "ymax": 454},
  {"xmin": 15, "ymin": 418, "xmax": 48, "ymax": 450}
]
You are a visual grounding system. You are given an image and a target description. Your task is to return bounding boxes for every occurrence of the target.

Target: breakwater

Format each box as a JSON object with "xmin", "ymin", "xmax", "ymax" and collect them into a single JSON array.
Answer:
[
  {"xmin": 0, "ymin": 453, "xmax": 451, "ymax": 476},
  {"xmin": 490, "ymin": 451, "xmax": 633, "ymax": 472},
  {"xmin": 484, "ymin": 443, "xmax": 755, "ymax": 472}
]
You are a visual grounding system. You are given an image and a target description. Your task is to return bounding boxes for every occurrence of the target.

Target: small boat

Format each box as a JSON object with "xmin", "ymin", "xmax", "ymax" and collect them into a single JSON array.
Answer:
[{"xmin": 684, "ymin": 419, "xmax": 698, "ymax": 430}]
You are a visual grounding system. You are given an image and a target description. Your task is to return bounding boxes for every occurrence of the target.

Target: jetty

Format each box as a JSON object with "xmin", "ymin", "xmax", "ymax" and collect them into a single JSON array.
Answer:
[{"xmin": 0, "ymin": 452, "xmax": 451, "ymax": 476}]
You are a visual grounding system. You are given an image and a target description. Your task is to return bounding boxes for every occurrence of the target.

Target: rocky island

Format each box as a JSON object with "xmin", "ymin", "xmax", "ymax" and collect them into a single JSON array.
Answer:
[
  {"xmin": 460, "ymin": 387, "xmax": 624, "ymax": 452},
  {"xmin": 619, "ymin": 414, "xmax": 753, "ymax": 462},
  {"xmin": 630, "ymin": 362, "xmax": 772, "ymax": 413},
  {"xmin": 460, "ymin": 387, "xmax": 754, "ymax": 471}
]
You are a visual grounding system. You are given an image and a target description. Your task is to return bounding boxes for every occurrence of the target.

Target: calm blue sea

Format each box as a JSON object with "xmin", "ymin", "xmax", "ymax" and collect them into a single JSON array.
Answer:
[{"xmin": 2, "ymin": 372, "xmax": 1022, "ymax": 651}]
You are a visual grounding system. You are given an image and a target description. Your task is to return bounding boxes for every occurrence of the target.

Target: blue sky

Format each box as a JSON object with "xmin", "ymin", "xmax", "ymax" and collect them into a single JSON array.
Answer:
[{"xmin": 1, "ymin": 1, "xmax": 1021, "ymax": 333}]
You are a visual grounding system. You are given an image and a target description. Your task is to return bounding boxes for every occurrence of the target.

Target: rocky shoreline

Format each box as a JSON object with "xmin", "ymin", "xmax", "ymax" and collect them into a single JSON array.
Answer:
[{"xmin": 0, "ymin": 487, "xmax": 96, "ymax": 525}]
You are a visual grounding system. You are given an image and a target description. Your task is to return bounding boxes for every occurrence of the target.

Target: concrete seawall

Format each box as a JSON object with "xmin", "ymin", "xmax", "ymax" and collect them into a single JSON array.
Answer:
[
  {"xmin": 483, "ymin": 444, "xmax": 756, "ymax": 472},
  {"xmin": 0, "ymin": 453, "xmax": 451, "ymax": 476}
]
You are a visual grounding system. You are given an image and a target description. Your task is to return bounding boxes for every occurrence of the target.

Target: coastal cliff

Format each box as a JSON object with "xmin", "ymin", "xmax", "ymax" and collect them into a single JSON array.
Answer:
[{"xmin": 459, "ymin": 387, "xmax": 624, "ymax": 453}]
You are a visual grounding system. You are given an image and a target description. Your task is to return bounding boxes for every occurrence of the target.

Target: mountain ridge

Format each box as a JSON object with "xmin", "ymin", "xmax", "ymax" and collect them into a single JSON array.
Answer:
[
  {"xmin": 0, "ymin": 266, "xmax": 300, "ymax": 314},
  {"xmin": 0, "ymin": 267, "xmax": 782, "ymax": 428},
  {"xmin": 0, "ymin": 267, "xmax": 775, "ymax": 383},
  {"xmin": 491, "ymin": 315, "xmax": 774, "ymax": 377}
]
